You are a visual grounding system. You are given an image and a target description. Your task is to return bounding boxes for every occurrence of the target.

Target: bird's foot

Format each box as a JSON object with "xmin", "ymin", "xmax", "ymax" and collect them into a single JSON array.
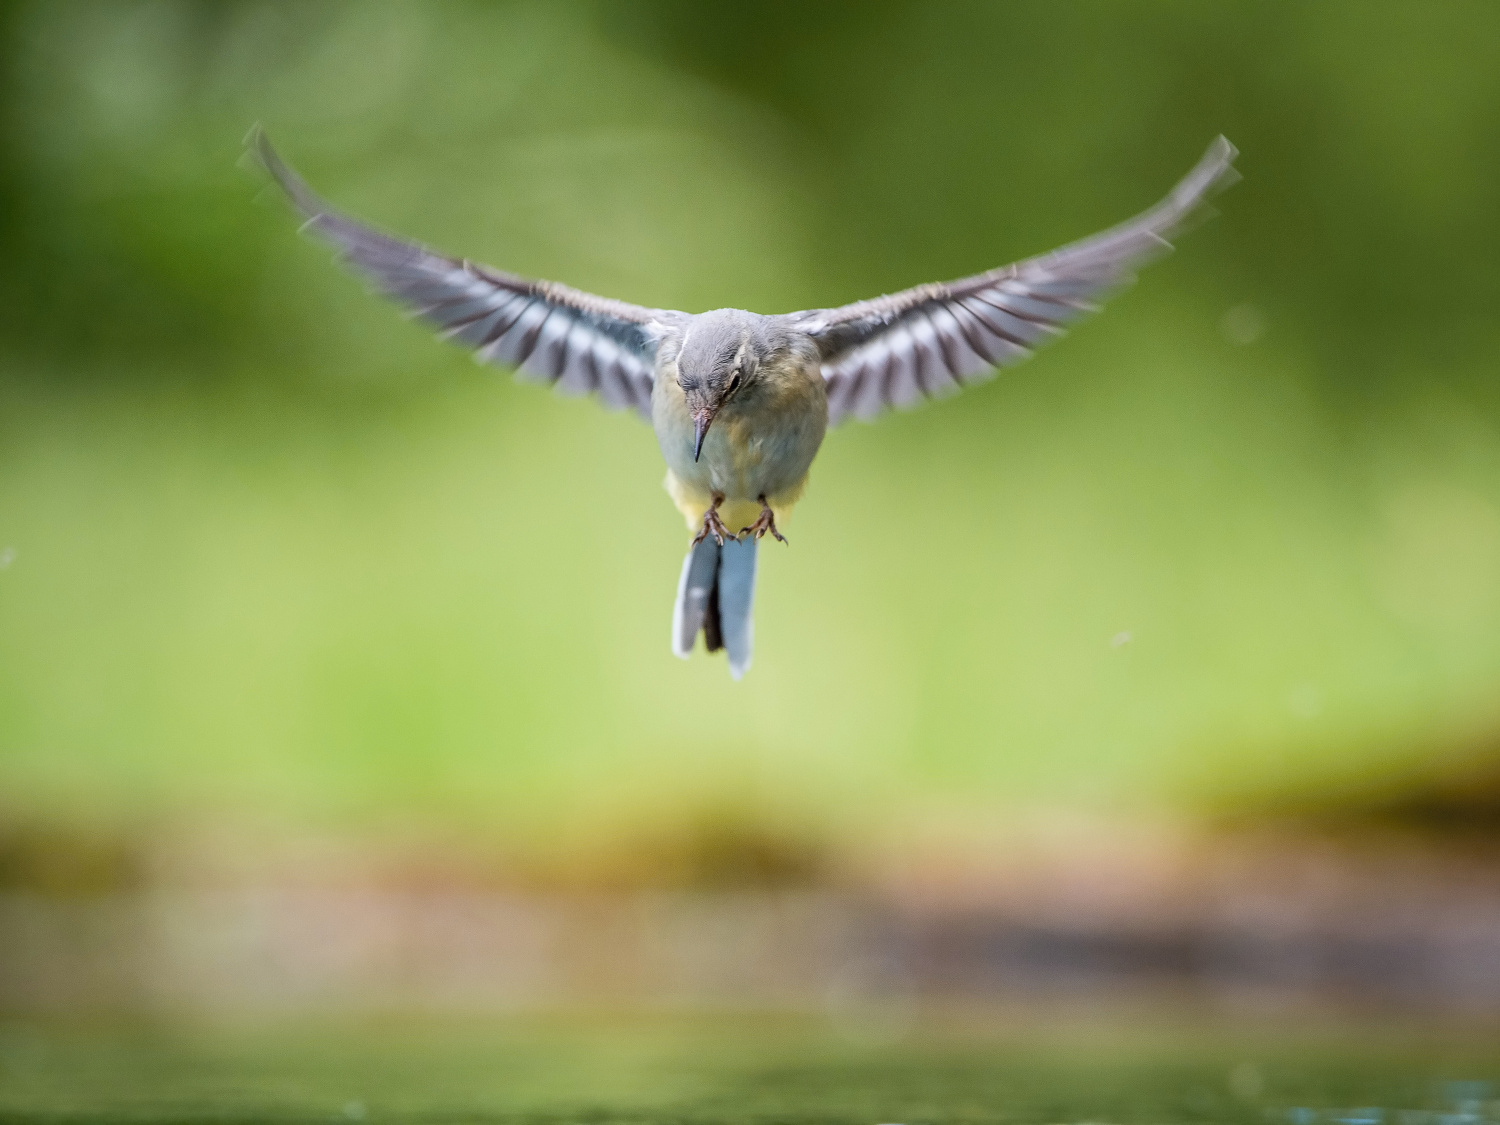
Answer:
[
  {"xmin": 740, "ymin": 497, "xmax": 787, "ymax": 544},
  {"xmin": 691, "ymin": 494, "xmax": 734, "ymax": 547}
]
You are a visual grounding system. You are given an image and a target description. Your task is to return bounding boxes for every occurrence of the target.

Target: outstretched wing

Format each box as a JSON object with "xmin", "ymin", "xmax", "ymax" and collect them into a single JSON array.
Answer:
[
  {"xmin": 791, "ymin": 137, "xmax": 1239, "ymax": 425},
  {"xmin": 249, "ymin": 127, "xmax": 684, "ymax": 417}
]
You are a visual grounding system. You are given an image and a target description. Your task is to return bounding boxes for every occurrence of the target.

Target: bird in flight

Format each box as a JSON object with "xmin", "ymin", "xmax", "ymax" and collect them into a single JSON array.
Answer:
[{"xmin": 250, "ymin": 129, "xmax": 1237, "ymax": 680}]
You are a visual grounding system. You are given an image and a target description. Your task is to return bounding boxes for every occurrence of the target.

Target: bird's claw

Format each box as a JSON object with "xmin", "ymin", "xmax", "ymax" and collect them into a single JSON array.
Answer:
[
  {"xmin": 691, "ymin": 503, "xmax": 734, "ymax": 547},
  {"xmin": 740, "ymin": 500, "xmax": 787, "ymax": 544}
]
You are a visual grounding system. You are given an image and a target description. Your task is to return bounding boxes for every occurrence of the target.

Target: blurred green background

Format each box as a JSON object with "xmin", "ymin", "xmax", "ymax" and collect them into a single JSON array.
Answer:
[{"xmin": 2, "ymin": 0, "xmax": 1499, "ymax": 879}]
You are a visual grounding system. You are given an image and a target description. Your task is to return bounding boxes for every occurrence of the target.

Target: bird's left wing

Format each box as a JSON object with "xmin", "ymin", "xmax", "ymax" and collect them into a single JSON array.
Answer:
[
  {"xmin": 249, "ymin": 128, "xmax": 685, "ymax": 417},
  {"xmin": 789, "ymin": 137, "xmax": 1239, "ymax": 424}
]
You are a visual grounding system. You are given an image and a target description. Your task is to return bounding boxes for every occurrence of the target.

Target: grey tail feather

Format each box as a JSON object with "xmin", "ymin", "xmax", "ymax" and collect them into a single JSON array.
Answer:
[{"xmin": 671, "ymin": 536, "xmax": 758, "ymax": 679}]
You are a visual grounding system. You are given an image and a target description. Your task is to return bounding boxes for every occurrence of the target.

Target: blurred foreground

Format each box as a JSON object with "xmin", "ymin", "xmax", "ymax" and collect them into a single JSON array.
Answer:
[
  {"xmin": 6, "ymin": 815, "xmax": 1500, "ymax": 1017},
  {"xmin": 5, "ymin": 1013, "xmax": 1500, "ymax": 1123}
]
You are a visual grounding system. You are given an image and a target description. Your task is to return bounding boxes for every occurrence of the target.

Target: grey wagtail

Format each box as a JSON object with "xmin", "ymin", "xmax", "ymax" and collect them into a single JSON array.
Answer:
[{"xmin": 250, "ymin": 129, "xmax": 1238, "ymax": 679}]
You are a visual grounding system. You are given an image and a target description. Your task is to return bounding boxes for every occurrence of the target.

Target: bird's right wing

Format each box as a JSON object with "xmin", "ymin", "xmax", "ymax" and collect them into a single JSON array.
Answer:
[
  {"xmin": 249, "ymin": 127, "xmax": 686, "ymax": 417},
  {"xmin": 790, "ymin": 137, "xmax": 1239, "ymax": 424}
]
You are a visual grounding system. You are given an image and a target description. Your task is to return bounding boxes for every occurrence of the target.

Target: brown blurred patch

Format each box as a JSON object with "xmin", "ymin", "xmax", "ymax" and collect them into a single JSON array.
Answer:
[
  {"xmin": 1330, "ymin": 756, "xmax": 1500, "ymax": 836},
  {"xmin": 611, "ymin": 814, "xmax": 827, "ymax": 890},
  {"xmin": 0, "ymin": 819, "xmax": 149, "ymax": 896},
  {"xmin": 528, "ymin": 808, "xmax": 831, "ymax": 893},
  {"xmin": 1222, "ymin": 726, "xmax": 1500, "ymax": 843}
]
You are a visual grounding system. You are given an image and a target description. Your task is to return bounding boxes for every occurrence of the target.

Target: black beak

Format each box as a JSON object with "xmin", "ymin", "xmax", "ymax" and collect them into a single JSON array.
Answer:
[{"xmin": 692, "ymin": 408, "xmax": 714, "ymax": 462}]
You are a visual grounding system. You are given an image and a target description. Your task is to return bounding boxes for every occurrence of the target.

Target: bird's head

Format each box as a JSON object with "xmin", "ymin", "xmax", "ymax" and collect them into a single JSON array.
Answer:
[{"xmin": 675, "ymin": 310, "xmax": 764, "ymax": 461}]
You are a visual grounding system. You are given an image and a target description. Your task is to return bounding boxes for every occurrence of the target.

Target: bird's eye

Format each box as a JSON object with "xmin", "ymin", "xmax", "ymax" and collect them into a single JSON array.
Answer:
[{"xmin": 728, "ymin": 371, "xmax": 742, "ymax": 392}]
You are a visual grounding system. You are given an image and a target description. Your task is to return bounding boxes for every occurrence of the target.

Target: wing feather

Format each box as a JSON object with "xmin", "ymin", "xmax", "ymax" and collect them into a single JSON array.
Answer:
[
  {"xmin": 249, "ymin": 127, "xmax": 685, "ymax": 418},
  {"xmin": 591, "ymin": 342, "xmax": 634, "ymax": 410},
  {"xmin": 926, "ymin": 303, "xmax": 991, "ymax": 381},
  {"xmin": 550, "ymin": 317, "xmax": 595, "ymax": 397},
  {"xmin": 520, "ymin": 307, "xmax": 574, "ymax": 381},
  {"xmin": 791, "ymin": 137, "xmax": 1239, "ymax": 424}
]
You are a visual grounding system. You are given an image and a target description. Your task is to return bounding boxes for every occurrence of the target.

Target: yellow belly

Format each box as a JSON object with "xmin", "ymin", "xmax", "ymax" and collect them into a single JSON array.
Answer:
[{"xmin": 665, "ymin": 469, "xmax": 807, "ymax": 533}]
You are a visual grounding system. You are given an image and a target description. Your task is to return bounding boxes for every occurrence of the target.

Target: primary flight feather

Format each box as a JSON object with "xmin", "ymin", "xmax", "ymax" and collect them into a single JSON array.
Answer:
[{"xmin": 249, "ymin": 128, "xmax": 1238, "ymax": 679}]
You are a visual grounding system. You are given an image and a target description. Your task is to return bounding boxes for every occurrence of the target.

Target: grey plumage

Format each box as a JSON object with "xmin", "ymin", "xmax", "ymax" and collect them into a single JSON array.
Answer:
[
  {"xmin": 672, "ymin": 536, "xmax": 757, "ymax": 680},
  {"xmin": 249, "ymin": 128, "xmax": 678, "ymax": 417},
  {"xmin": 792, "ymin": 135, "xmax": 1240, "ymax": 423},
  {"xmin": 715, "ymin": 538, "xmax": 757, "ymax": 680},
  {"xmin": 249, "ymin": 127, "xmax": 1239, "ymax": 677},
  {"xmin": 673, "ymin": 537, "xmax": 719, "ymax": 658}
]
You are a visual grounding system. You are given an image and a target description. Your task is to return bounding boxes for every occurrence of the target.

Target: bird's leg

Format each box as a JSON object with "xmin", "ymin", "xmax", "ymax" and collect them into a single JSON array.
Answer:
[
  {"xmin": 740, "ymin": 496, "xmax": 787, "ymax": 544},
  {"xmin": 691, "ymin": 492, "xmax": 734, "ymax": 547}
]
